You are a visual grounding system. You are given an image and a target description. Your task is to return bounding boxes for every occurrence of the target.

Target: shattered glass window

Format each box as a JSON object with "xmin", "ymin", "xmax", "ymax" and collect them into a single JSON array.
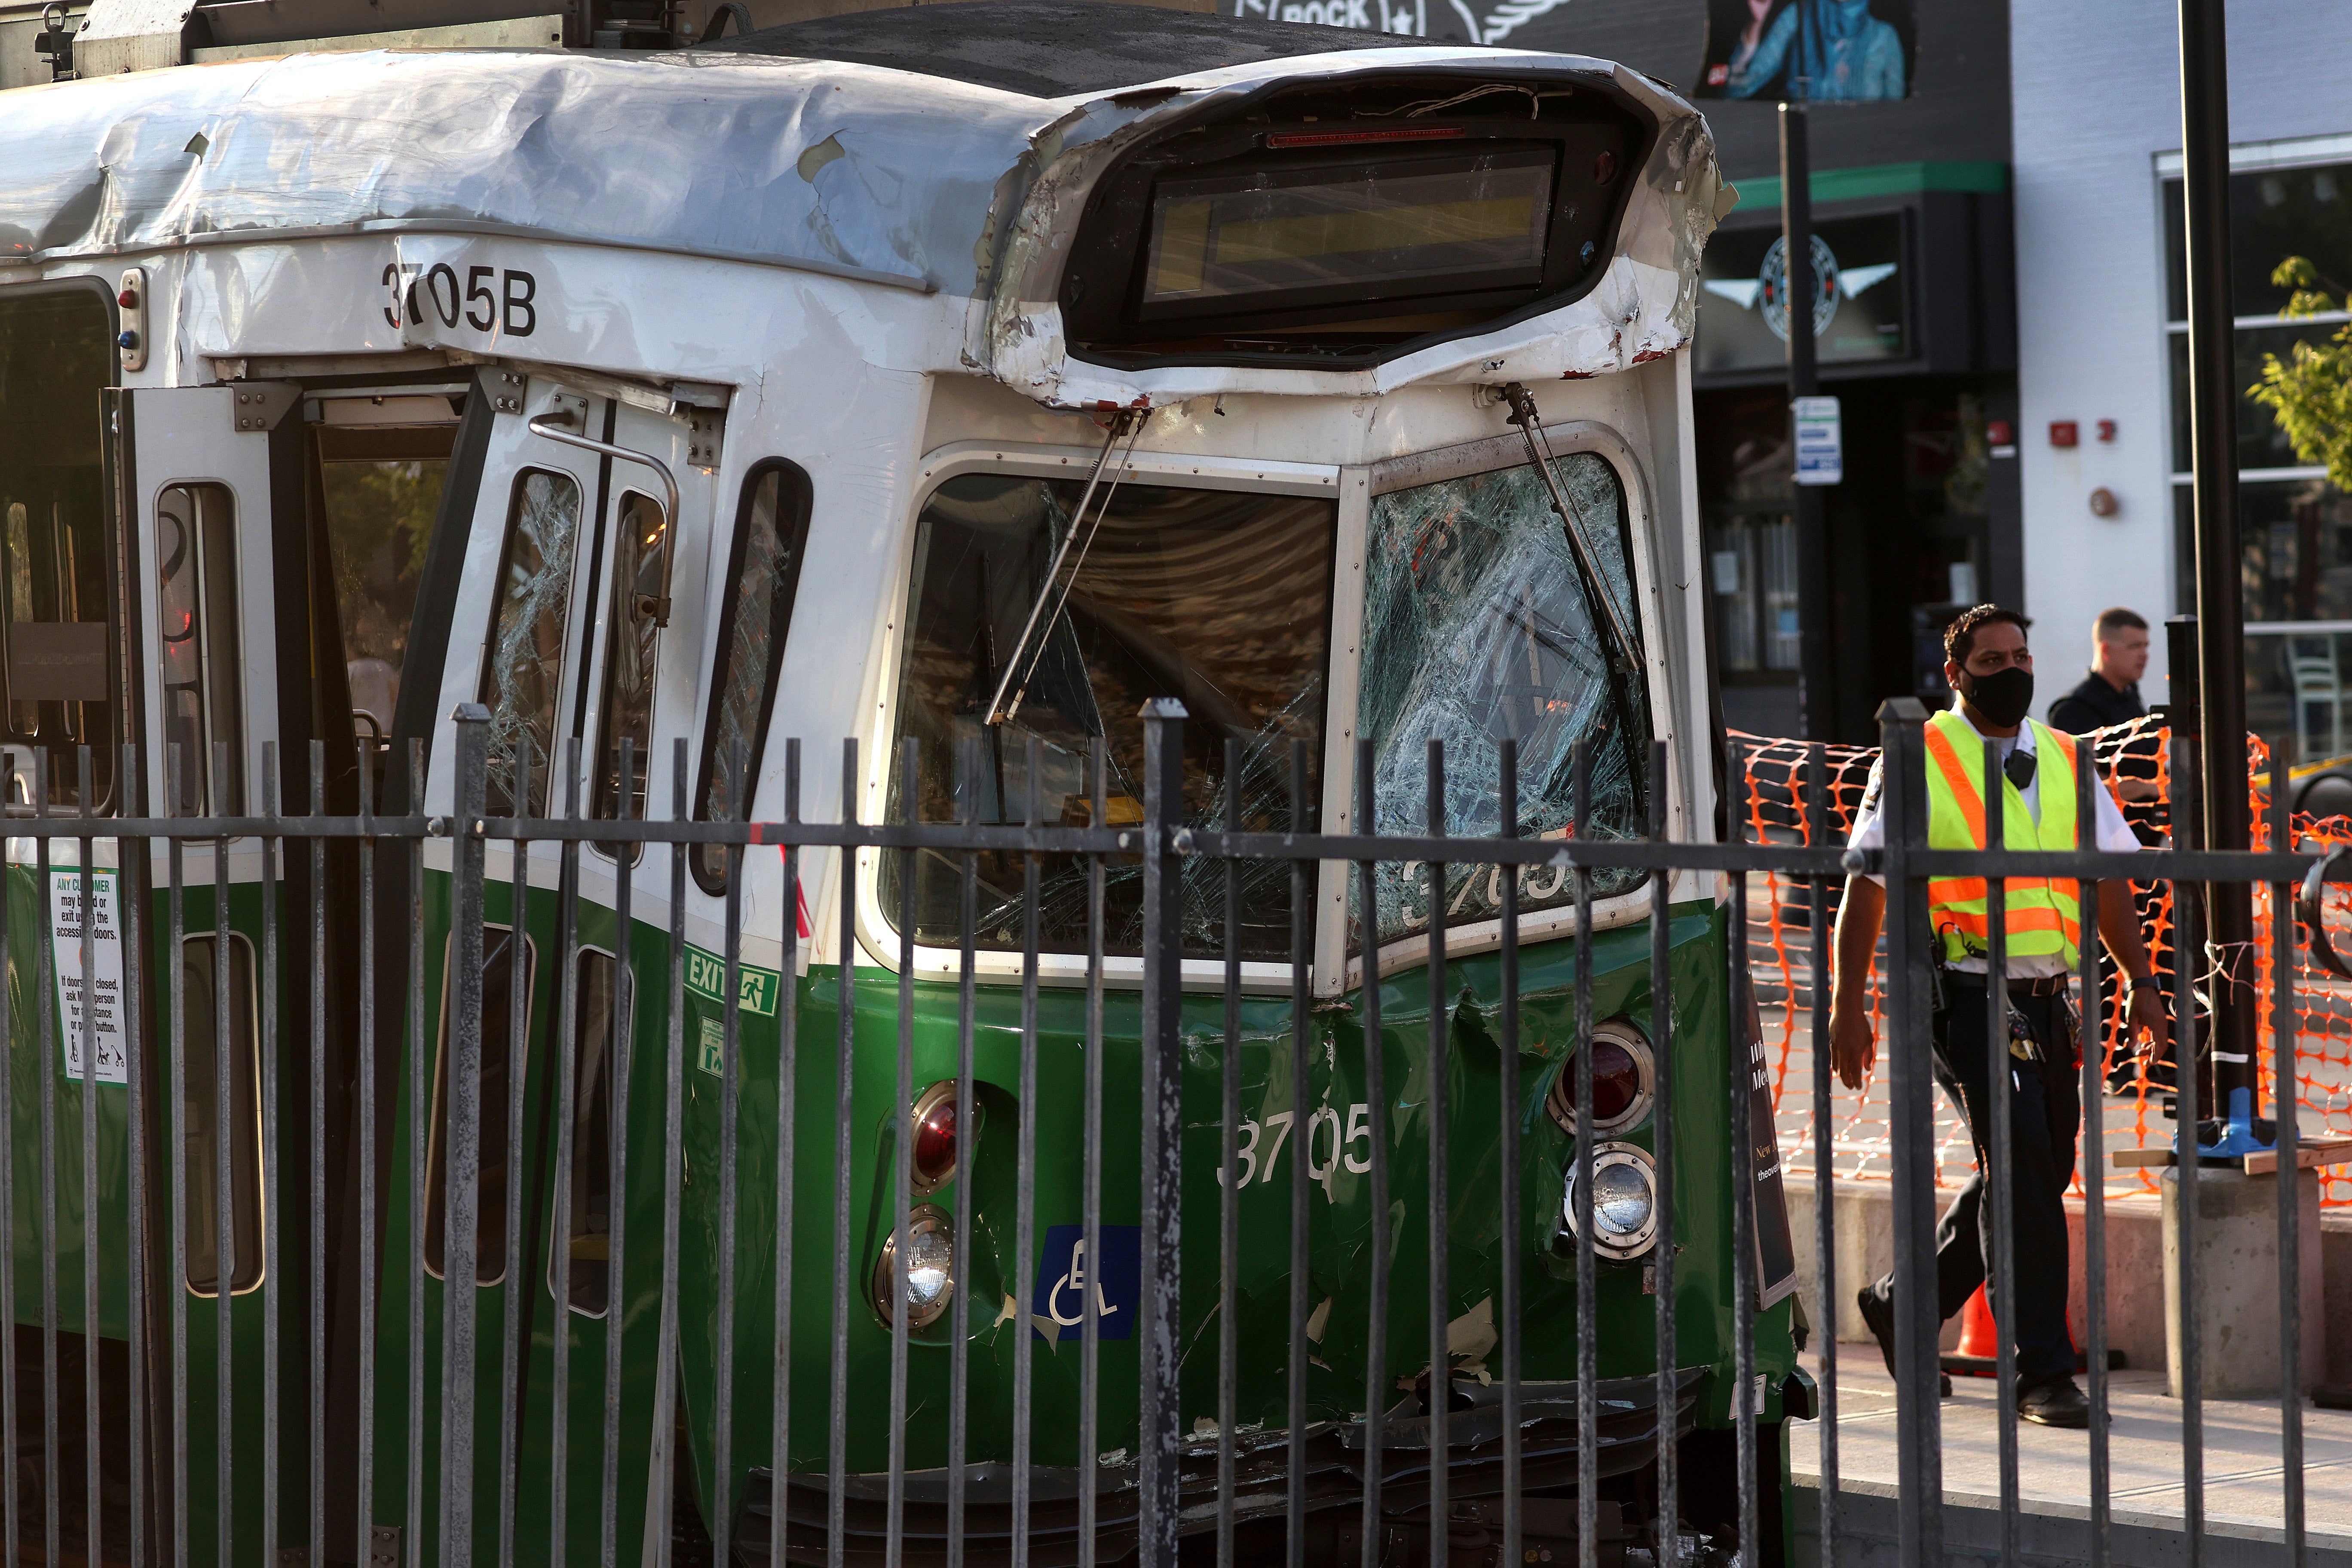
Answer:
[
  {"xmin": 693, "ymin": 462, "xmax": 812, "ymax": 894},
  {"xmin": 882, "ymin": 473, "xmax": 1337, "ymax": 959},
  {"xmin": 1357, "ymin": 453, "xmax": 1650, "ymax": 947},
  {"xmin": 593, "ymin": 490, "xmax": 668, "ymax": 860},
  {"xmin": 478, "ymin": 469, "xmax": 580, "ymax": 818}
]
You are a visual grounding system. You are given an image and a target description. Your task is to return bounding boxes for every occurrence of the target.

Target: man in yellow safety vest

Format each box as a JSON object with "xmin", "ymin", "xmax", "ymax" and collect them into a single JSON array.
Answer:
[{"xmin": 1828, "ymin": 605, "xmax": 2168, "ymax": 1428}]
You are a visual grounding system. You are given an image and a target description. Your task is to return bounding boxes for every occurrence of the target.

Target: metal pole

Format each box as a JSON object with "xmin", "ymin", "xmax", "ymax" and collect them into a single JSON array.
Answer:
[
  {"xmin": 1877, "ymin": 697, "xmax": 1943, "ymax": 1567},
  {"xmin": 1136, "ymin": 698, "xmax": 1188, "ymax": 1568},
  {"xmin": 2177, "ymin": 0, "xmax": 2261, "ymax": 1126},
  {"xmin": 1782, "ymin": 98, "xmax": 1836, "ymax": 741}
]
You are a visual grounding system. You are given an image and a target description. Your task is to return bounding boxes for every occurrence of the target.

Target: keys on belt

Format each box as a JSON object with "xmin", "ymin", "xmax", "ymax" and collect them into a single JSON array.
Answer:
[{"xmin": 1942, "ymin": 970, "xmax": 2064, "ymax": 1059}]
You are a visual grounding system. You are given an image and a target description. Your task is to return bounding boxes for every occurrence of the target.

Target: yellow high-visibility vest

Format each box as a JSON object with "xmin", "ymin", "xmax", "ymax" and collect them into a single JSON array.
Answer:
[{"xmin": 1920, "ymin": 708, "xmax": 2085, "ymax": 967}]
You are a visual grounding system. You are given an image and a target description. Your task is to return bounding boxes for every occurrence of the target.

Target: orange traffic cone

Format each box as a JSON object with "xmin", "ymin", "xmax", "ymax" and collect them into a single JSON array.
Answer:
[{"xmin": 1955, "ymin": 1283, "xmax": 1998, "ymax": 1373}]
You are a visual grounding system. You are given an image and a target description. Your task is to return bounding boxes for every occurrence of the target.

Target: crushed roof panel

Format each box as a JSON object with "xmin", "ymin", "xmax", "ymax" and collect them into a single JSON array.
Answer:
[{"xmin": 699, "ymin": 1, "xmax": 1425, "ymax": 101}]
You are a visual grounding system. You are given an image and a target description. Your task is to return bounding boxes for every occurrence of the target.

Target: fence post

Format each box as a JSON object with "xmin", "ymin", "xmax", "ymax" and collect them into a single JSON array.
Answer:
[
  {"xmin": 441, "ymin": 702, "xmax": 491, "ymax": 1568},
  {"xmin": 1137, "ymin": 698, "xmax": 1187, "ymax": 1568},
  {"xmin": 1874, "ymin": 696, "xmax": 1942, "ymax": 1567}
]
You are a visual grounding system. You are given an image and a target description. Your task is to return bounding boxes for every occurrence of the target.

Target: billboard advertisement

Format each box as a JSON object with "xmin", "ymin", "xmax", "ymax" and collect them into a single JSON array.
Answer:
[{"xmin": 1695, "ymin": 0, "xmax": 1916, "ymax": 101}]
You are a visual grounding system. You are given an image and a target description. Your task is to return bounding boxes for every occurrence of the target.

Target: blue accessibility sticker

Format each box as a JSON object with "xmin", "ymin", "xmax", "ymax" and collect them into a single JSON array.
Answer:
[{"xmin": 1030, "ymin": 1224, "xmax": 1139, "ymax": 1343}]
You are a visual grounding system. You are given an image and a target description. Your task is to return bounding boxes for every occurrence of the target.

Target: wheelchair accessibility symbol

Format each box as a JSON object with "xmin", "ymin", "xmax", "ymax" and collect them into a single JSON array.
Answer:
[{"xmin": 1030, "ymin": 1225, "xmax": 1140, "ymax": 1343}]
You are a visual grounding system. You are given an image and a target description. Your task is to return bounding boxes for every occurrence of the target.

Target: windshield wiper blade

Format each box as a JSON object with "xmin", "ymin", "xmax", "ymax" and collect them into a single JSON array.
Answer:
[
  {"xmin": 986, "ymin": 409, "xmax": 1147, "ymax": 726},
  {"xmin": 1500, "ymin": 382, "xmax": 1643, "ymax": 680}
]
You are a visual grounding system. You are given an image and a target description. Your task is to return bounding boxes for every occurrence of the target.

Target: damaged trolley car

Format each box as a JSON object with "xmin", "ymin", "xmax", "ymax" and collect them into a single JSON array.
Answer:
[{"xmin": 0, "ymin": 3, "xmax": 1803, "ymax": 1564}]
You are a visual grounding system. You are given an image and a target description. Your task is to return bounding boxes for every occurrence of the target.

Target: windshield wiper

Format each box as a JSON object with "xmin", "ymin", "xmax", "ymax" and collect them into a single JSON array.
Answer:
[
  {"xmin": 1500, "ymin": 382, "xmax": 1643, "ymax": 680},
  {"xmin": 986, "ymin": 409, "xmax": 1147, "ymax": 726}
]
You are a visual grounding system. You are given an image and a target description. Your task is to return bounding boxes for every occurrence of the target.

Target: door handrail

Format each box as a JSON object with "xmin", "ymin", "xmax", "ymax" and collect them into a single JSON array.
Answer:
[{"xmin": 527, "ymin": 410, "xmax": 682, "ymax": 626}]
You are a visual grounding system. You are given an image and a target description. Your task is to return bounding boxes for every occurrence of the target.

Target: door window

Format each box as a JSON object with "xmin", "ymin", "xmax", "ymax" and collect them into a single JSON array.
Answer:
[
  {"xmin": 0, "ymin": 289, "xmax": 115, "ymax": 809},
  {"xmin": 551, "ymin": 949, "xmax": 617, "ymax": 1315},
  {"xmin": 422, "ymin": 925, "xmax": 535, "ymax": 1284},
  {"xmin": 155, "ymin": 482, "xmax": 245, "ymax": 815},
  {"xmin": 317, "ymin": 407, "xmax": 457, "ymax": 743},
  {"xmin": 882, "ymin": 475, "xmax": 1337, "ymax": 959},
  {"xmin": 692, "ymin": 462, "xmax": 812, "ymax": 893},
  {"xmin": 181, "ymin": 933, "xmax": 263, "ymax": 1294},
  {"xmin": 593, "ymin": 490, "xmax": 668, "ymax": 856},
  {"xmin": 1357, "ymin": 452, "xmax": 1650, "ymax": 944},
  {"xmin": 479, "ymin": 469, "xmax": 581, "ymax": 818}
]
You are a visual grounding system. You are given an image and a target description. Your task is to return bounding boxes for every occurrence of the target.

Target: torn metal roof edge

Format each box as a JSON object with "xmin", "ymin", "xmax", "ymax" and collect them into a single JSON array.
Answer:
[
  {"xmin": 696, "ymin": 0, "xmax": 1434, "ymax": 101},
  {"xmin": 0, "ymin": 26, "xmax": 1725, "ymax": 398}
]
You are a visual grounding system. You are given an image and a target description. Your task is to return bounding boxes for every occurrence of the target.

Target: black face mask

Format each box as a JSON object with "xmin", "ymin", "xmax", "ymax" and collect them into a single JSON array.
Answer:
[{"xmin": 1960, "ymin": 665, "xmax": 2035, "ymax": 729}]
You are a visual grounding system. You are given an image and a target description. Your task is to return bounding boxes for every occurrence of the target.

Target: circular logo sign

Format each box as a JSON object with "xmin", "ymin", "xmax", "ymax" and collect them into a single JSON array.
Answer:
[{"xmin": 1758, "ymin": 233, "xmax": 1840, "ymax": 343}]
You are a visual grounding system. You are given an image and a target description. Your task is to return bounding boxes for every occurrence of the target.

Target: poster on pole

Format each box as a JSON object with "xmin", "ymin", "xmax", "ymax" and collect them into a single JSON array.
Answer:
[{"xmin": 1695, "ymin": 0, "xmax": 1917, "ymax": 101}]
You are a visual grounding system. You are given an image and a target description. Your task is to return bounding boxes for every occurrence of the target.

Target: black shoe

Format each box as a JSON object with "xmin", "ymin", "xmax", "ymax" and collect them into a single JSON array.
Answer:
[
  {"xmin": 1856, "ymin": 1287, "xmax": 1953, "ymax": 1396},
  {"xmin": 2017, "ymin": 1377, "xmax": 2096, "ymax": 1428}
]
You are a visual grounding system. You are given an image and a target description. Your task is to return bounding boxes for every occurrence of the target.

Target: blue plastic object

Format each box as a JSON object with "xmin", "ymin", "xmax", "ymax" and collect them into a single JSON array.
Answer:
[{"xmin": 2197, "ymin": 1085, "xmax": 2275, "ymax": 1158}]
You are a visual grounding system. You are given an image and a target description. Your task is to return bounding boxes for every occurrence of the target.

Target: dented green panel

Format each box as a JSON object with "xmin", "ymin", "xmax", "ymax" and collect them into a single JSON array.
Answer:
[{"xmin": 663, "ymin": 898, "xmax": 1793, "ymax": 1530}]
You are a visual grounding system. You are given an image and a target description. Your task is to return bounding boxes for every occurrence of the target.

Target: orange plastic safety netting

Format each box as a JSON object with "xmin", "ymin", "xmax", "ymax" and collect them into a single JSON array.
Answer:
[{"xmin": 1732, "ymin": 716, "xmax": 2352, "ymax": 1205}]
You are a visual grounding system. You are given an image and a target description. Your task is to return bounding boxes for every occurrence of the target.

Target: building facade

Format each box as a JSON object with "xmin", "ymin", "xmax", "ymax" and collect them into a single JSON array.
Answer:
[{"xmin": 2011, "ymin": 0, "xmax": 2349, "ymax": 743}]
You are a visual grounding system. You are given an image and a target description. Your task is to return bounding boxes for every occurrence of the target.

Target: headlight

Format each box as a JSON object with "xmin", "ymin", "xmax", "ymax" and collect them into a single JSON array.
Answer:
[
  {"xmin": 1560, "ymin": 1142, "xmax": 1660, "ymax": 1259},
  {"xmin": 1545, "ymin": 1017, "xmax": 1656, "ymax": 1136},
  {"xmin": 873, "ymin": 1204, "xmax": 956, "ymax": 1329}
]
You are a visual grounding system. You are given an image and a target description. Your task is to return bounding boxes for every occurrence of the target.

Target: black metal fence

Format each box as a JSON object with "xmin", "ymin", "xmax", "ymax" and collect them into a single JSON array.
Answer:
[{"xmin": 0, "ymin": 695, "xmax": 2324, "ymax": 1568}]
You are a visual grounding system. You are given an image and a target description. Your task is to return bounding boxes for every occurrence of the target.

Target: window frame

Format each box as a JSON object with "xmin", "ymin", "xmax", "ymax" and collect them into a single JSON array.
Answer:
[
  {"xmin": 590, "ymin": 484, "xmax": 671, "ymax": 865},
  {"xmin": 2156, "ymin": 150, "xmax": 2352, "ymax": 600},
  {"xmin": 178, "ymin": 929, "xmax": 265, "ymax": 1297},
  {"xmin": 420, "ymin": 921, "xmax": 539, "ymax": 1286},
  {"xmin": 861, "ymin": 427, "xmax": 1679, "ymax": 993},
  {"xmin": 548, "ymin": 943, "xmax": 620, "ymax": 1318},
  {"xmin": 153, "ymin": 480, "xmax": 248, "ymax": 817},
  {"xmin": 1341, "ymin": 419, "xmax": 1675, "ymax": 986},
  {"xmin": 689, "ymin": 459, "xmax": 814, "ymax": 896},
  {"xmin": 858, "ymin": 440, "xmax": 1346, "ymax": 995},
  {"xmin": 0, "ymin": 277, "xmax": 124, "ymax": 815},
  {"xmin": 475, "ymin": 464, "xmax": 586, "ymax": 821}
]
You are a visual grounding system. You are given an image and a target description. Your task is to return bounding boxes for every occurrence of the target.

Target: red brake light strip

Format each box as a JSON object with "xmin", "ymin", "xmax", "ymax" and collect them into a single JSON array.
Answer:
[{"xmin": 1263, "ymin": 125, "xmax": 1469, "ymax": 149}]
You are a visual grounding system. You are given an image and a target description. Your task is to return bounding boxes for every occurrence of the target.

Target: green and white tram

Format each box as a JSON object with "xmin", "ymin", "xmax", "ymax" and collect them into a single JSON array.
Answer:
[{"xmin": 0, "ymin": 5, "xmax": 1801, "ymax": 1563}]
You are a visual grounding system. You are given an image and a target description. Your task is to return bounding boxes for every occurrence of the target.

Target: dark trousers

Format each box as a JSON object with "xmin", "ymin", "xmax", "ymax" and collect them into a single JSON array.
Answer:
[{"xmin": 1865, "ymin": 977, "xmax": 2080, "ymax": 1384}]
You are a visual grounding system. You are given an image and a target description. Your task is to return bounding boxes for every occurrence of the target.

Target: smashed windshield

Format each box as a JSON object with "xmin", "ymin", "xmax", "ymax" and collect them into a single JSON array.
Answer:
[
  {"xmin": 1357, "ymin": 452, "xmax": 1649, "ymax": 946},
  {"xmin": 883, "ymin": 473, "xmax": 1337, "ymax": 959}
]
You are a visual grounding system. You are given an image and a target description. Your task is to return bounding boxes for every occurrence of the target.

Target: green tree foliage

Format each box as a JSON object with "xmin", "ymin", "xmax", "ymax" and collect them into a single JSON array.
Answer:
[
  {"xmin": 2250, "ymin": 257, "xmax": 2352, "ymax": 493},
  {"xmin": 319, "ymin": 459, "xmax": 442, "ymax": 666}
]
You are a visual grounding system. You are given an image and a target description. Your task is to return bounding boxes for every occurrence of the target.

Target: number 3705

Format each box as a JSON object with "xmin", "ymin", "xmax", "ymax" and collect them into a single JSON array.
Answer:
[{"xmin": 1218, "ymin": 1103, "xmax": 1375, "ymax": 1193}]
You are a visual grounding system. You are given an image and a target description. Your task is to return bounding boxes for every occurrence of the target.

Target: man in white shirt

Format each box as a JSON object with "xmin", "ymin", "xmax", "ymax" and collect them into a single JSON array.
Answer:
[{"xmin": 1828, "ymin": 606, "xmax": 2168, "ymax": 1428}]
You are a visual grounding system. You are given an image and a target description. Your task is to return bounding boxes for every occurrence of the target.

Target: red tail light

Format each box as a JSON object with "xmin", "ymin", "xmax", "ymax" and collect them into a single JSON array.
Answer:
[
  {"xmin": 1556, "ymin": 1039, "xmax": 1642, "ymax": 1123},
  {"xmin": 911, "ymin": 1082, "xmax": 959, "ymax": 1193},
  {"xmin": 1545, "ymin": 1020, "xmax": 1657, "ymax": 1135},
  {"xmin": 1264, "ymin": 125, "xmax": 1467, "ymax": 150}
]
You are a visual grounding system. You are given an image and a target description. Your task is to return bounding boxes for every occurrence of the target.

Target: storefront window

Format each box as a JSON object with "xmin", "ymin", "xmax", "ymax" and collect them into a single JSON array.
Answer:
[
  {"xmin": 1708, "ymin": 514, "xmax": 1798, "ymax": 673},
  {"xmin": 2164, "ymin": 158, "xmax": 2352, "ymax": 756}
]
